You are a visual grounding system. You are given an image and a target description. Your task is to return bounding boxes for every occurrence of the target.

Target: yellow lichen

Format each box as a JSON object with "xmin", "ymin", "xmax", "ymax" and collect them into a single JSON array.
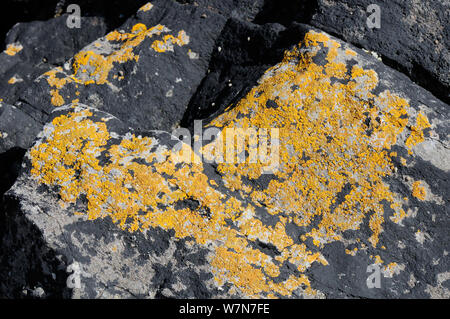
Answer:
[
  {"xmin": 405, "ymin": 113, "xmax": 431, "ymax": 149},
  {"xmin": 139, "ymin": 2, "xmax": 153, "ymax": 12},
  {"xmin": 4, "ymin": 43, "xmax": 22, "ymax": 56},
  {"xmin": 205, "ymin": 30, "xmax": 415, "ymax": 250},
  {"xmin": 412, "ymin": 181, "xmax": 426, "ymax": 200},
  {"xmin": 345, "ymin": 48, "xmax": 357, "ymax": 56}
]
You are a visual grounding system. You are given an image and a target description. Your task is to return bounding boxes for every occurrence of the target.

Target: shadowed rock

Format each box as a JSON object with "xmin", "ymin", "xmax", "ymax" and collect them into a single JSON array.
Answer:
[{"xmin": 2, "ymin": 25, "xmax": 448, "ymax": 298}]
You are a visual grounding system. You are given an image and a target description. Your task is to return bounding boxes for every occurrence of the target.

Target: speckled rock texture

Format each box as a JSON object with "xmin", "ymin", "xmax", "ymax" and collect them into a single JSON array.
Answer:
[{"xmin": 0, "ymin": 1, "xmax": 449, "ymax": 299}]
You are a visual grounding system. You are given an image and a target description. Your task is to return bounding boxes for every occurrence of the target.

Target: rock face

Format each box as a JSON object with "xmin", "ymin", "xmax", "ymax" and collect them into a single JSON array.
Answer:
[
  {"xmin": 0, "ymin": 1, "xmax": 449, "ymax": 299},
  {"xmin": 0, "ymin": 15, "xmax": 107, "ymax": 106},
  {"xmin": 249, "ymin": 0, "xmax": 450, "ymax": 104},
  {"xmin": 17, "ymin": 0, "xmax": 227, "ymax": 132},
  {"xmin": 0, "ymin": 103, "xmax": 42, "ymax": 153},
  {"xmin": 308, "ymin": 0, "xmax": 450, "ymax": 104}
]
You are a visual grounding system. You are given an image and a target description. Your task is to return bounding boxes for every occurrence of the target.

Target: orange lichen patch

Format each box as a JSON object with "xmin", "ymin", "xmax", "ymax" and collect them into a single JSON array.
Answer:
[
  {"xmin": 383, "ymin": 262, "xmax": 397, "ymax": 272},
  {"xmin": 139, "ymin": 2, "xmax": 153, "ymax": 12},
  {"xmin": 72, "ymin": 23, "xmax": 181, "ymax": 85},
  {"xmin": 412, "ymin": 181, "xmax": 426, "ymax": 200},
  {"xmin": 30, "ymin": 107, "xmax": 325, "ymax": 298},
  {"xmin": 345, "ymin": 247, "xmax": 358, "ymax": 256},
  {"xmin": 50, "ymin": 89, "xmax": 65, "ymax": 106},
  {"xmin": 42, "ymin": 23, "xmax": 188, "ymax": 105},
  {"xmin": 390, "ymin": 208, "xmax": 407, "ymax": 224},
  {"xmin": 4, "ymin": 43, "xmax": 22, "ymax": 56},
  {"xmin": 405, "ymin": 113, "xmax": 431, "ymax": 149},
  {"xmin": 382, "ymin": 262, "xmax": 405, "ymax": 277},
  {"xmin": 151, "ymin": 30, "xmax": 190, "ymax": 53},
  {"xmin": 44, "ymin": 68, "xmax": 69, "ymax": 89},
  {"xmin": 345, "ymin": 48, "xmax": 357, "ymax": 56}
]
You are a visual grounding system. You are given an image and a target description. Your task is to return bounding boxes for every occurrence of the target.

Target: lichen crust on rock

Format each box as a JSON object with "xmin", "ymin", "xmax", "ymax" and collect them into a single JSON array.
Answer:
[{"xmin": 18, "ymin": 27, "xmax": 449, "ymax": 299}]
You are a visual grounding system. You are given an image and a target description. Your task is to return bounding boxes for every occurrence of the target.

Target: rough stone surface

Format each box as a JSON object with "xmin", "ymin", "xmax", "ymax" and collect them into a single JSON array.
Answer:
[
  {"xmin": 0, "ymin": 1, "xmax": 449, "ymax": 299},
  {"xmin": 0, "ymin": 14, "xmax": 108, "ymax": 210},
  {"xmin": 2, "ymin": 23, "xmax": 449, "ymax": 298},
  {"xmin": 16, "ymin": 0, "xmax": 227, "ymax": 133},
  {"xmin": 0, "ymin": 102, "xmax": 42, "ymax": 153},
  {"xmin": 0, "ymin": 15, "xmax": 107, "ymax": 106},
  {"xmin": 308, "ymin": 0, "xmax": 450, "ymax": 104}
]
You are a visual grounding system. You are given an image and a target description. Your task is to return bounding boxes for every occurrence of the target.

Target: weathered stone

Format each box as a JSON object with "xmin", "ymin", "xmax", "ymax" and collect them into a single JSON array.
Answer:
[
  {"xmin": 2, "ymin": 25, "xmax": 448, "ymax": 298},
  {"xmin": 199, "ymin": 25, "xmax": 450, "ymax": 298},
  {"xmin": 176, "ymin": 0, "xmax": 265, "ymax": 22},
  {"xmin": 15, "ymin": 0, "xmax": 227, "ymax": 132},
  {"xmin": 308, "ymin": 0, "xmax": 450, "ymax": 104},
  {"xmin": 0, "ymin": 102, "xmax": 41, "ymax": 153},
  {"xmin": 2, "ymin": 104, "xmax": 246, "ymax": 298},
  {"xmin": 0, "ymin": 102, "xmax": 42, "ymax": 202},
  {"xmin": 0, "ymin": 15, "xmax": 107, "ymax": 106},
  {"xmin": 180, "ymin": 18, "xmax": 291, "ymax": 127}
]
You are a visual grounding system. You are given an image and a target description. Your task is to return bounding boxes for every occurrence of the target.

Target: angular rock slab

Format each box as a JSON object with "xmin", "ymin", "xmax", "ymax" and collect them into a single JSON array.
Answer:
[
  {"xmin": 3, "ymin": 28, "xmax": 450, "ymax": 299},
  {"xmin": 0, "ymin": 102, "xmax": 42, "ymax": 153},
  {"xmin": 199, "ymin": 26, "xmax": 450, "ymax": 298},
  {"xmin": 0, "ymin": 15, "xmax": 107, "ymax": 106},
  {"xmin": 16, "ymin": 0, "xmax": 227, "ymax": 132}
]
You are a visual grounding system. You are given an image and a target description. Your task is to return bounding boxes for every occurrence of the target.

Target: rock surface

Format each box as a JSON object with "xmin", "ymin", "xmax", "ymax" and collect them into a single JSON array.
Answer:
[
  {"xmin": 249, "ymin": 0, "xmax": 450, "ymax": 104},
  {"xmin": 16, "ymin": 0, "xmax": 227, "ymax": 133},
  {"xmin": 0, "ymin": 1, "xmax": 449, "ymax": 299},
  {"xmin": 309, "ymin": 0, "xmax": 450, "ymax": 104},
  {"xmin": 0, "ymin": 15, "xmax": 107, "ymax": 106}
]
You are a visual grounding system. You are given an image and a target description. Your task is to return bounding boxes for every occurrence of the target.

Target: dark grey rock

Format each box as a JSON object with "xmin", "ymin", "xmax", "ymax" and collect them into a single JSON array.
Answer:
[
  {"xmin": 0, "ymin": 15, "xmax": 107, "ymax": 105},
  {"xmin": 0, "ymin": 1, "xmax": 448, "ymax": 300},
  {"xmin": 0, "ymin": 102, "xmax": 42, "ymax": 153},
  {"xmin": 2, "ymin": 26, "xmax": 448, "ymax": 298},
  {"xmin": 308, "ymin": 0, "xmax": 450, "ymax": 104},
  {"xmin": 176, "ymin": 0, "xmax": 265, "ymax": 22},
  {"xmin": 16, "ymin": 0, "xmax": 227, "ymax": 132},
  {"xmin": 0, "ymin": 102, "xmax": 42, "ymax": 201}
]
